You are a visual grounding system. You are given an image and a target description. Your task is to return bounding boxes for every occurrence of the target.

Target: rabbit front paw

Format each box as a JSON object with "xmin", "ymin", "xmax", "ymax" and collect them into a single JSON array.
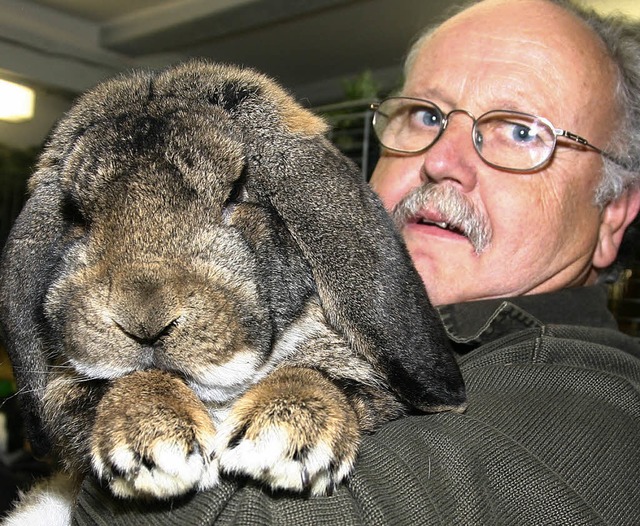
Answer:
[
  {"xmin": 216, "ymin": 367, "xmax": 360, "ymax": 495},
  {"xmin": 90, "ymin": 370, "xmax": 219, "ymax": 499}
]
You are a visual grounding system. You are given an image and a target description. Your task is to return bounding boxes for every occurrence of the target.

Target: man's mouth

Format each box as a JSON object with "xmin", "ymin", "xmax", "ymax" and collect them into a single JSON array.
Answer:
[
  {"xmin": 391, "ymin": 183, "xmax": 492, "ymax": 254},
  {"xmin": 410, "ymin": 212, "xmax": 466, "ymax": 237}
]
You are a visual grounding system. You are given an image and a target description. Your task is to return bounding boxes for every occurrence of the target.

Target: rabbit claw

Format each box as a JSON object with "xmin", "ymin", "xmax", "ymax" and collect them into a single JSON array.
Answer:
[
  {"xmin": 90, "ymin": 370, "xmax": 220, "ymax": 499},
  {"xmin": 214, "ymin": 366, "xmax": 360, "ymax": 496}
]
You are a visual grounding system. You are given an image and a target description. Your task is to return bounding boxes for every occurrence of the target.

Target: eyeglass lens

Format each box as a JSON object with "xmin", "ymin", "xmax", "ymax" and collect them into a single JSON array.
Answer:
[{"xmin": 373, "ymin": 98, "xmax": 557, "ymax": 171}]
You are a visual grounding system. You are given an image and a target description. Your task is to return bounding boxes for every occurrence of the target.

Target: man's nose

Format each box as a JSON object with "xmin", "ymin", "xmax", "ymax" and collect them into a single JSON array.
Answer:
[{"xmin": 420, "ymin": 111, "xmax": 479, "ymax": 191}]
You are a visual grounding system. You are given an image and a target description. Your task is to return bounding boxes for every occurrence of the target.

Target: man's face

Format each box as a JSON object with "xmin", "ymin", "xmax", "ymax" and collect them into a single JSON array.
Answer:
[{"xmin": 370, "ymin": 0, "xmax": 624, "ymax": 306}]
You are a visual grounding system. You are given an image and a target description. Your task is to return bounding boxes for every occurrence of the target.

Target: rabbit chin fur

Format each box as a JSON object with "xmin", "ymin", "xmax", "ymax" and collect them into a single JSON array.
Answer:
[{"xmin": 0, "ymin": 59, "xmax": 466, "ymax": 520}]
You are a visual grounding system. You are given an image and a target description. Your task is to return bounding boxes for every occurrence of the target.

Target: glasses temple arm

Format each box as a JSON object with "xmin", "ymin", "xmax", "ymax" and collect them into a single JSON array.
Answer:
[
  {"xmin": 555, "ymin": 128, "xmax": 596, "ymax": 149},
  {"xmin": 555, "ymin": 128, "xmax": 634, "ymax": 171}
]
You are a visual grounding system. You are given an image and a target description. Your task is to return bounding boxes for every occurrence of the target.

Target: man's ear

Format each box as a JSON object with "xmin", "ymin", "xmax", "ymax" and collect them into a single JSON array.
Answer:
[{"xmin": 593, "ymin": 187, "xmax": 640, "ymax": 269}]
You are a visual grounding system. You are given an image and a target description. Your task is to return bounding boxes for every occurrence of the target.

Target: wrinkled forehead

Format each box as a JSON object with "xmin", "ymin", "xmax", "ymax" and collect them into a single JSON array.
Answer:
[{"xmin": 405, "ymin": 0, "xmax": 619, "ymax": 128}]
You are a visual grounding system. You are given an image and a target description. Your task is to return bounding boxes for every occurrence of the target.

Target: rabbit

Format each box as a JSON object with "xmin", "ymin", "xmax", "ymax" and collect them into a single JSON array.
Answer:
[{"xmin": 0, "ymin": 59, "xmax": 466, "ymax": 524}]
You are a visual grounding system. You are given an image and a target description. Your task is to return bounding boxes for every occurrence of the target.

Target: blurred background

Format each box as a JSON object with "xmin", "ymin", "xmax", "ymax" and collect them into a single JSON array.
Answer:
[{"xmin": 1, "ymin": 0, "xmax": 640, "ymax": 514}]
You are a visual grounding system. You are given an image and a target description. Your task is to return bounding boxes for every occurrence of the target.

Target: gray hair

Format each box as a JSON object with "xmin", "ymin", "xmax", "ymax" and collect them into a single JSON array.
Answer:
[{"xmin": 404, "ymin": 0, "xmax": 640, "ymax": 206}]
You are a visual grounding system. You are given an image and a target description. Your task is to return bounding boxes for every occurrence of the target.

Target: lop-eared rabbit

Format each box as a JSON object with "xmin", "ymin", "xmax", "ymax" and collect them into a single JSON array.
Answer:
[{"xmin": 0, "ymin": 60, "xmax": 465, "ymax": 525}]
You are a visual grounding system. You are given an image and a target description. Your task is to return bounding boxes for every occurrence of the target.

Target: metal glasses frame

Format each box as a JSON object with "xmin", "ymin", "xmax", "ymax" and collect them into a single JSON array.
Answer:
[{"xmin": 371, "ymin": 96, "xmax": 629, "ymax": 173}]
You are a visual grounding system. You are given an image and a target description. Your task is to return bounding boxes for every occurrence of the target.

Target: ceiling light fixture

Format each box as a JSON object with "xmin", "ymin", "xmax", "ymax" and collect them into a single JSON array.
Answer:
[{"xmin": 0, "ymin": 79, "xmax": 35, "ymax": 122}]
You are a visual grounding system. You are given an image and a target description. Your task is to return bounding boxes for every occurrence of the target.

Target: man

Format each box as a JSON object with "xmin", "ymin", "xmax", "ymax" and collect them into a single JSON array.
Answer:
[
  {"xmin": 73, "ymin": 0, "xmax": 640, "ymax": 524},
  {"xmin": 370, "ymin": 0, "xmax": 640, "ymax": 306}
]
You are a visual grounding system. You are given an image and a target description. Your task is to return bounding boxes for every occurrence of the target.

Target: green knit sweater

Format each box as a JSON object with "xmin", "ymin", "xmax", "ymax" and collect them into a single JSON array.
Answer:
[{"xmin": 73, "ymin": 286, "xmax": 640, "ymax": 525}]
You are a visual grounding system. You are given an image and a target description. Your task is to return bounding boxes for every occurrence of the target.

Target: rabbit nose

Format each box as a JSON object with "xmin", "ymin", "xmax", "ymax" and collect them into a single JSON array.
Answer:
[
  {"xmin": 112, "ymin": 279, "xmax": 182, "ymax": 346},
  {"xmin": 114, "ymin": 314, "xmax": 178, "ymax": 346}
]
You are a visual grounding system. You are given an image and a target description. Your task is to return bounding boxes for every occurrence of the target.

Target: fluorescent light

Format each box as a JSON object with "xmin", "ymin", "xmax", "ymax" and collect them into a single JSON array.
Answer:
[{"xmin": 0, "ymin": 79, "xmax": 35, "ymax": 122}]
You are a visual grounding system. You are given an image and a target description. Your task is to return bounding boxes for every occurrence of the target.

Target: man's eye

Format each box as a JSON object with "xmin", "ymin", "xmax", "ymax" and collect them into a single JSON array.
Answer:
[
  {"xmin": 510, "ymin": 123, "xmax": 537, "ymax": 143},
  {"xmin": 474, "ymin": 129, "xmax": 484, "ymax": 150},
  {"xmin": 415, "ymin": 107, "xmax": 441, "ymax": 127}
]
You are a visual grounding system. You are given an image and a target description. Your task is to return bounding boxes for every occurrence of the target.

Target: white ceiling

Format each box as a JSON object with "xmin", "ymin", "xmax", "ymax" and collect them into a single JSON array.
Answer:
[{"xmin": 1, "ymin": 0, "xmax": 638, "ymax": 106}]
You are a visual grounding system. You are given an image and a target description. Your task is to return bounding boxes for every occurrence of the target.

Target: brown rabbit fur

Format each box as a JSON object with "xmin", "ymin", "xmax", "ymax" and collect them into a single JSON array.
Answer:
[{"xmin": 0, "ymin": 60, "xmax": 465, "ymax": 520}]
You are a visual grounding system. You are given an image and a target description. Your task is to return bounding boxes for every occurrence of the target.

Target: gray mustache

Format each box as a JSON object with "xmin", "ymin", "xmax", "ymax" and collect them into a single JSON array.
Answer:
[{"xmin": 391, "ymin": 184, "xmax": 492, "ymax": 254}]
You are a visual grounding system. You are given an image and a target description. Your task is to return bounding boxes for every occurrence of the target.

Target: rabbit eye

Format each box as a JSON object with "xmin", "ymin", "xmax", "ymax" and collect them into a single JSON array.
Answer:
[
  {"xmin": 61, "ymin": 193, "xmax": 88, "ymax": 230},
  {"xmin": 226, "ymin": 168, "xmax": 248, "ymax": 204},
  {"xmin": 222, "ymin": 172, "xmax": 248, "ymax": 224}
]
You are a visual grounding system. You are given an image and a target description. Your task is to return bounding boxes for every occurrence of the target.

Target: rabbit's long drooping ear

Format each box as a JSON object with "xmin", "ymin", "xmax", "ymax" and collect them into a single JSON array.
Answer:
[
  {"xmin": 233, "ymin": 82, "xmax": 466, "ymax": 413},
  {"xmin": 0, "ymin": 170, "xmax": 66, "ymax": 456}
]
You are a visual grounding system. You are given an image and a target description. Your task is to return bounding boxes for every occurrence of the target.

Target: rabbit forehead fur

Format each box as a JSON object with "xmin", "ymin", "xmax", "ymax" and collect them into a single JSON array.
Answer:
[
  {"xmin": 32, "ymin": 60, "xmax": 327, "ymax": 192},
  {"xmin": 38, "ymin": 60, "xmax": 327, "ymax": 400}
]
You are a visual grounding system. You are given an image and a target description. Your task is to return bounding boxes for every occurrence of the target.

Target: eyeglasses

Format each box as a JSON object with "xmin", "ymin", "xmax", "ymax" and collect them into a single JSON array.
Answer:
[{"xmin": 371, "ymin": 96, "xmax": 628, "ymax": 173}]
